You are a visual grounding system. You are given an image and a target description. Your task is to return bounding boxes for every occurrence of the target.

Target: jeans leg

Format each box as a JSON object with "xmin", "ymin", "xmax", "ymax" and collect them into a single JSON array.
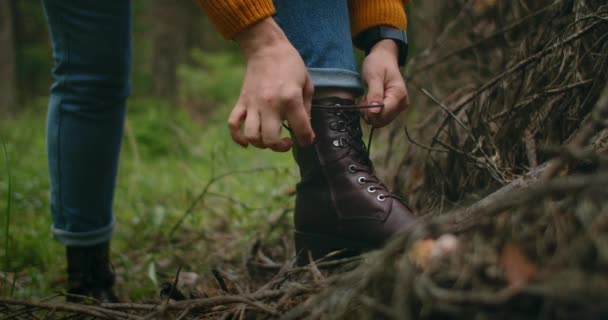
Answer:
[
  {"xmin": 273, "ymin": 0, "xmax": 362, "ymax": 94},
  {"xmin": 41, "ymin": 0, "xmax": 131, "ymax": 246}
]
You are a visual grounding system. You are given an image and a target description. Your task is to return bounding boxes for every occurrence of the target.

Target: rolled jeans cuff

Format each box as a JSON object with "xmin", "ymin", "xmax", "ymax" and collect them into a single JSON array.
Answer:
[
  {"xmin": 309, "ymin": 68, "xmax": 364, "ymax": 96},
  {"xmin": 51, "ymin": 217, "xmax": 115, "ymax": 247}
]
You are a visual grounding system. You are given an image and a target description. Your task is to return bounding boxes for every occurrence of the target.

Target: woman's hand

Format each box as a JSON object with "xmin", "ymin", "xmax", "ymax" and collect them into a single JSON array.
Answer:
[
  {"xmin": 229, "ymin": 18, "xmax": 315, "ymax": 152},
  {"xmin": 360, "ymin": 39, "xmax": 410, "ymax": 127}
]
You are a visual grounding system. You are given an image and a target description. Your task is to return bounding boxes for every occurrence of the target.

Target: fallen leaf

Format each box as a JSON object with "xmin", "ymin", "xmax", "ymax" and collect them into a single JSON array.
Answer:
[
  {"xmin": 410, "ymin": 239, "xmax": 435, "ymax": 269},
  {"xmin": 473, "ymin": 0, "xmax": 497, "ymax": 15},
  {"xmin": 499, "ymin": 242, "xmax": 539, "ymax": 287},
  {"xmin": 431, "ymin": 234, "xmax": 460, "ymax": 259}
]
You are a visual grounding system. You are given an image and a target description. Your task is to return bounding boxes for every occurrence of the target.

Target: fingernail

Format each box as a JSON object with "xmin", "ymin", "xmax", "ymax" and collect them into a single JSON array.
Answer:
[{"xmin": 370, "ymin": 103, "xmax": 382, "ymax": 113}]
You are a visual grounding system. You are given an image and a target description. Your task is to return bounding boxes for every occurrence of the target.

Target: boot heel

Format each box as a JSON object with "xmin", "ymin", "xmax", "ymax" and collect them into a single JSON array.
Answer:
[
  {"xmin": 294, "ymin": 231, "xmax": 366, "ymax": 266},
  {"xmin": 295, "ymin": 232, "xmax": 334, "ymax": 266}
]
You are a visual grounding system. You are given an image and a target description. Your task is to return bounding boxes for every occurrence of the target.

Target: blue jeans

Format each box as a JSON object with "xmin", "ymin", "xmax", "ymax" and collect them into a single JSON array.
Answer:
[
  {"xmin": 274, "ymin": 1, "xmax": 362, "ymax": 93},
  {"xmin": 42, "ymin": 0, "xmax": 361, "ymax": 246}
]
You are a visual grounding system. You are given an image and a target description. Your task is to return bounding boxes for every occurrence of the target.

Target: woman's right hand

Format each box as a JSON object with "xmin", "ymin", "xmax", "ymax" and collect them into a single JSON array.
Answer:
[{"xmin": 229, "ymin": 18, "xmax": 315, "ymax": 152}]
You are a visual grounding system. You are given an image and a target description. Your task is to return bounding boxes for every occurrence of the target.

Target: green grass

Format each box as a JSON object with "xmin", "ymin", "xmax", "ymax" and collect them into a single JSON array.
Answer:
[
  {"xmin": 1, "ymin": 138, "xmax": 14, "ymax": 297},
  {"xmin": 0, "ymin": 96, "xmax": 299, "ymax": 299}
]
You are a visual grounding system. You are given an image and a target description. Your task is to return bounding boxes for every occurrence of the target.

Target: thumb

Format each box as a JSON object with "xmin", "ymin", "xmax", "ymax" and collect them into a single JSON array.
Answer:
[{"xmin": 365, "ymin": 75, "xmax": 384, "ymax": 114}]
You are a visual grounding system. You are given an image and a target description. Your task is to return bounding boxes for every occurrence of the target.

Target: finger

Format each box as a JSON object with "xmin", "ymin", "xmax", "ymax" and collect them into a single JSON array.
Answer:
[
  {"xmin": 364, "ymin": 74, "xmax": 385, "ymax": 114},
  {"xmin": 385, "ymin": 83, "xmax": 410, "ymax": 113},
  {"xmin": 359, "ymin": 96, "xmax": 372, "ymax": 125},
  {"xmin": 244, "ymin": 109, "xmax": 265, "ymax": 149},
  {"xmin": 227, "ymin": 103, "xmax": 248, "ymax": 147},
  {"xmin": 403, "ymin": 82, "xmax": 411, "ymax": 110},
  {"xmin": 369, "ymin": 79, "xmax": 409, "ymax": 127},
  {"xmin": 369, "ymin": 94, "xmax": 405, "ymax": 128},
  {"xmin": 360, "ymin": 95, "xmax": 382, "ymax": 125},
  {"xmin": 303, "ymin": 75, "xmax": 314, "ymax": 118},
  {"xmin": 261, "ymin": 112, "xmax": 293, "ymax": 152},
  {"xmin": 285, "ymin": 98, "xmax": 315, "ymax": 146}
]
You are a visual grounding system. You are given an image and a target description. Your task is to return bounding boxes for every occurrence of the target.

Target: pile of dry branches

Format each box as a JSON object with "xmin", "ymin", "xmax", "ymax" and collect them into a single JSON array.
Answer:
[
  {"xmin": 386, "ymin": 0, "xmax": 608, "ymax": 210},
  {"xmin": 291, "ymin": 0, "xmax": 608, "ymax": 318},
  {"xmin": 1, "ymin": 0, "xmax": 608, "ymax": 319}
]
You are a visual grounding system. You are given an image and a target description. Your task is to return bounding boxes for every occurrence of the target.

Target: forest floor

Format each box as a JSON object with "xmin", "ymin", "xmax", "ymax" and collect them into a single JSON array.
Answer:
[{"xmin": 0, "ymin": 98, "xmax": 301, "ymax": 300}]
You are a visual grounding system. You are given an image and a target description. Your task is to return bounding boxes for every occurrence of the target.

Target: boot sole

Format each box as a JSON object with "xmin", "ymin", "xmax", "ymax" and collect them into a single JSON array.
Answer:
[{"xmin": 294, "ymin": 231, "xmax": 374, "ymax": 266}]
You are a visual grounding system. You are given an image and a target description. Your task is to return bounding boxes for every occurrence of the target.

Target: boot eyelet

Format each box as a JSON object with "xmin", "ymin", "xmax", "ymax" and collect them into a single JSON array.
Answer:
[
  {"xmin": 367, "ymin": 186, "xmax": 376, "ymax": 193},
  {"xmin": 357, "ymin": 177, "xmax": 367, "ymax": 184},
  {"xmin": 332, "ymin": 138, "xmax": 348, "ymax": 148},
  {"xmin": 348, "ymin": 164, "xmax": 357, "ymax": 173},
  {"xmin": 377, "ymin": 195, "xmax": 386, "ymax": 202}
]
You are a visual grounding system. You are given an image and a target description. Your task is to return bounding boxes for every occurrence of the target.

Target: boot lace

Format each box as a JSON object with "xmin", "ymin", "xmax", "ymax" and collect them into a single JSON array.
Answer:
[{"xmin": 312, "ymin": 103, "xmax": 403, "ymax": 202}]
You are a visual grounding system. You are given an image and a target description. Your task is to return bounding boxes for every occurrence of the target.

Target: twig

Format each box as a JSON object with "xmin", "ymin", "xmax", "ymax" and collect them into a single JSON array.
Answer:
[
  {"xmin": 523, "ymin": 129, "xmax": 538, "ymax": 168},
  {"xmin": 0, "ymin": 298, "xmax": 141, "ymax": 320},
  {"xmin": 169, "ymin": 166, "xmax": 281, "ymax": 238},
  {"xmin": 436, "ymin": 172, "xmax": 608, "ymax": 233},
  {"xmin": 404, "ymin": 126, "xmax": 449, "ymax": 154},
  {"xmin": 415, "ymin": 85, "xmax": 507, "ymax": 184},
  {"xmin": 543, "ymin": 84, "xmax": 608, "ymax": 179},
  {"xmin": 407, "ymin": 1, "xmax": 561, "ymax": 76}
]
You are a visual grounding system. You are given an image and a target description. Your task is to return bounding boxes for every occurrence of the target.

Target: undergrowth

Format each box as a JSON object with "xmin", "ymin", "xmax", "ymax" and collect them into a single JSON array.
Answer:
[{"xmin": 0, "ymin": 96, "xmax": 298, "ymax": 300}]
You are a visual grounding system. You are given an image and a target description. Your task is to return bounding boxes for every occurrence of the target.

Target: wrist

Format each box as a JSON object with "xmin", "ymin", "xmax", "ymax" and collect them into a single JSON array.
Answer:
[
  {"xmin": 354, "ymin": 26, "xmax": 408, "ymax": 66},
  {"xmin": 369, "ymin": 39, "xmax": 399, "ymax": 59},
  {"xmin": 235, "ymin": 18, "xmax": 288, "ymax": 59}
]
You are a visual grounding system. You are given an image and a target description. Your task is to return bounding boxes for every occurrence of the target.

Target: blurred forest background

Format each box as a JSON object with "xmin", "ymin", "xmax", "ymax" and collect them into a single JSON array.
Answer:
[
  {"xmin": 0, "ymin": 0, "xmax": 241, "ymax": 114},
  {"xmin": 0, "ymin": 0, "xmax": 300, "ymax": 299}
]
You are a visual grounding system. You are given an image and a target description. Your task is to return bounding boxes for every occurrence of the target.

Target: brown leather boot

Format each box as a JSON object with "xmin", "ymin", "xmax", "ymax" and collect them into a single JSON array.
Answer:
[
  {"xmin": 66, "ymin": 241, "xmax": 119, "ymax": 302},
  {"xmin": 293, "ymin": 97, "xmax": 416, "ymax": 265}
]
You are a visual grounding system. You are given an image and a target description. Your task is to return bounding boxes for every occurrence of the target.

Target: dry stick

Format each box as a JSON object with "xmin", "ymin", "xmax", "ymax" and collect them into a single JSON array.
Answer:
[
  {"xmin": 404, "ymin": 126, "xmax": 449, "ymax": 154},
  {"xmin": 1, "ymin": 295, "xmax": 63, "ymax": 320},
  {"xmin": 523, "ymin": 129, "xmax": 538, "ymax": 168},
  {"xmin": 435, "ymin": 172, "xmax": 608, "ymax": 234},
  {"xmin": 0, "ymin": 298, "xmax": 141, "ymax": 320},
  {"xmin": 141, "ymin": 266, "xmax": 185, "ymax": 320},
  {"xmin": 412, "ymin": 0, "xmax": 476, "ymax": 62},
  {"xmin": 174, "ymin": 307, "xmax": 192, "ymax": 320},
  {"xmin": 488, "ymin": 79, "xmax": 594, "ymax": 122},
  {"xmin": 407, "ymin": 0, "xmax": 560, "ymax": 76},
  {"xmin": 174, "ymin": 296, "xmax": 279, "ymax": 316},
  {"xmin": 542, "ymin": 84, "xmax": 608, "ymax": 179},
  {"xmin": 358, "ymin": 294, "xmax": 396, "ymax": 319},
  {"xmin": 2, "ymin": 305, "xmax": 42, "ymax": 320},
  {"xmin": 416, "ymin": 274, "xmax": 524, "ymax": 305},
  {"xmin": 417, "ymin": 85, "xmax": 507, "ymax": 184},
  {"xmin": 252, "ymin": 256, "xmax": 357, "ymax": 296},
  {"xmin": 102, "ymin": 290, "xmax": 285, "ymax": 314},
  {"xmin": 417, "ymin": 19, "xmax": 602, "ymax": 139}
]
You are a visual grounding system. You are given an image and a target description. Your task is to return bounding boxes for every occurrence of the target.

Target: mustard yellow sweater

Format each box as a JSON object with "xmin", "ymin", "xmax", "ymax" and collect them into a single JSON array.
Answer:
[{"xmin": 197, "ymin": 0, "xmax": 409, "ymax": 40}]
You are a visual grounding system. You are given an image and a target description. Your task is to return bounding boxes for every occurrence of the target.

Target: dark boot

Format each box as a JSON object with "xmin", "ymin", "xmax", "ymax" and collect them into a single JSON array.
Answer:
[
  {"xmin": 66, "ymin": 241, "xmax": 119, "ymax": 303},
  {"xmin": 293, "ymin": 97, "xmax": 416, "ymax": 264}
]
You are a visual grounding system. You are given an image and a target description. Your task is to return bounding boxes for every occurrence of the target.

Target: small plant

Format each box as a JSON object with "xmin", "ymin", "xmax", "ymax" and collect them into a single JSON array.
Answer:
[{"xmin": 1, "ymin": 139, "xmax": 14, "ymax": 296}]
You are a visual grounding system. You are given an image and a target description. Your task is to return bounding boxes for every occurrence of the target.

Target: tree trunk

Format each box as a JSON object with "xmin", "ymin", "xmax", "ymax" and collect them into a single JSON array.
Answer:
[
  {"xmin": 0, "ymin": 0, "xmax": 17, "ymax": 114},
  {"xmin": 151, "ymin": 0, "xmax": 192, "ymax": 102}
]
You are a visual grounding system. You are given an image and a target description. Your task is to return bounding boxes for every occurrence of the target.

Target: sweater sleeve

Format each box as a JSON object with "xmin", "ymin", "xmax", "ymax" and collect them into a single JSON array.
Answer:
[
  {"xmin": 349, "ymin": 0, "xmax": 409, "ymax": 38},
  {"xmin": 196, "ymin": 0, "xmax": 276, "ymax": 40}
]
